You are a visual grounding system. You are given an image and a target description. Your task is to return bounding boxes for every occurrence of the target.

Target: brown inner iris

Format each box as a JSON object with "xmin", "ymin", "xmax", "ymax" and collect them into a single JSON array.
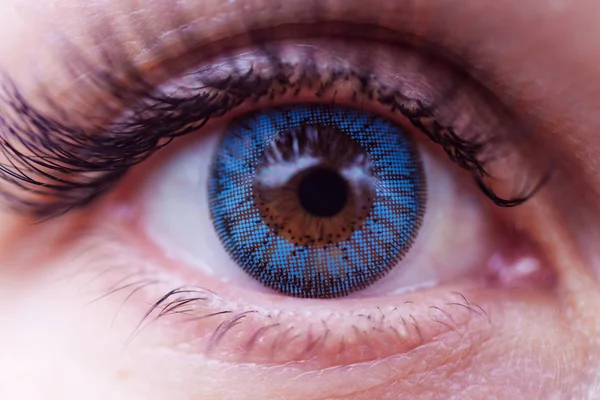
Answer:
[{"xmin": 253, "ymin": 125, "xmax": 376, "ymax": 247}]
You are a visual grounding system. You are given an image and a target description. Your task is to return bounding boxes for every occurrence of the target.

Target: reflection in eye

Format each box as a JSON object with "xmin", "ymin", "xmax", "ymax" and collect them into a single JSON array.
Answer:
[{"xmin": 209, "ymin": 104, "xmax": 425, "ymax": 298}]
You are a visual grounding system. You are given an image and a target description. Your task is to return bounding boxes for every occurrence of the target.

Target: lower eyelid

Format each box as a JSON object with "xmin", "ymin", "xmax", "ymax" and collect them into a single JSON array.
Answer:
[
  {"xmin": 137, "ymin": 284, "xmax": 492, "ymax": 368},
  {"xmin": 68, "ymin": 229, "xmax": 494, "ymax": 369},
  {"xmin": 62, "ymin": 214, "xmax": 550, "ymax": 370}
]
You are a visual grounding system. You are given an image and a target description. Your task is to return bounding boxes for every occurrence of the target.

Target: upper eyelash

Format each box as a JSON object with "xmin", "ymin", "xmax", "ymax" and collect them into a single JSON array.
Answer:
[{"xmin": 0, "ymin": 42, "xmax": 543, "ymax": 217}]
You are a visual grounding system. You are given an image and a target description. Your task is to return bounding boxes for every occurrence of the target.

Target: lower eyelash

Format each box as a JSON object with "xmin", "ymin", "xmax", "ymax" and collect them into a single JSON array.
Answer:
[
  {"xmin": 0, "ymin": 40, "xmax": 543, "ymax": 217},
  {"xmin": 122, "ymin": 283, "xmax": 492, "ymax": 368}
]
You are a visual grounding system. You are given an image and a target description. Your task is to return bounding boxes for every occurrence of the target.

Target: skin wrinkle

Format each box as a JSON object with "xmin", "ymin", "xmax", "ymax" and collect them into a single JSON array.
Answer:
[{"xmin": 0, "ymin": 0, "xmax": 599, "ymax": 399}]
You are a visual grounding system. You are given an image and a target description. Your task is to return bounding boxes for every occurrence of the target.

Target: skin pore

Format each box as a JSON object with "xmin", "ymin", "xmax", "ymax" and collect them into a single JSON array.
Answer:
[{"xmin": 1, "ymin": 0, "xmax": 600, "ymax": 399}]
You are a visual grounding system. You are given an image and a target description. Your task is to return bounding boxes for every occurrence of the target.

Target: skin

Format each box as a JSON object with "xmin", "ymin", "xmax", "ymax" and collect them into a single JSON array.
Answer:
[{"xmin": 0, "ymin": 0, "xmax": 600, "ymax": 399}]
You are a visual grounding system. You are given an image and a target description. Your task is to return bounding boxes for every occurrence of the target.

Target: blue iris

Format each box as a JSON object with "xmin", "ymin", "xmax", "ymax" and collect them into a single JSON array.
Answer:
[{"xmin": 209, "ymin": 104, "xmax": 425, "ymax": 298}]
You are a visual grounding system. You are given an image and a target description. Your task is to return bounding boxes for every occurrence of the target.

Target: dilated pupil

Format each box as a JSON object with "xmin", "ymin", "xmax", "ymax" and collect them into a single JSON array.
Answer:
[{"xmin": 298, "ymin": 167, "xmax": 349, "ymax": 217}]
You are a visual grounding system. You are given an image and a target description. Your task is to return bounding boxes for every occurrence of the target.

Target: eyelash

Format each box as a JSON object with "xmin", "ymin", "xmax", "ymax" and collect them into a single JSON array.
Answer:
[
  {"xmin": 86, "ymin": 247, "xmax": 491, "ymax": 367},
  {"xmin": 0, "ymin": 41, "xmax": 544, "ymax": 218}
]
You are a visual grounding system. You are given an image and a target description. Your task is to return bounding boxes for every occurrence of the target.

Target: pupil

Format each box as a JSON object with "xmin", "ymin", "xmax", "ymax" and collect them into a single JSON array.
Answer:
[{"xmin": 298, "ymin": 167, "xmax": 349, "ymax": 217}]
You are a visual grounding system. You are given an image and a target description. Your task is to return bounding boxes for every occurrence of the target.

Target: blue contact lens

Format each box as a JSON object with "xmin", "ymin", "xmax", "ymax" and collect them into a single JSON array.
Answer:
[{"xmin": 209, "ymin": 104, "xmax": 425, "ymax": 298}]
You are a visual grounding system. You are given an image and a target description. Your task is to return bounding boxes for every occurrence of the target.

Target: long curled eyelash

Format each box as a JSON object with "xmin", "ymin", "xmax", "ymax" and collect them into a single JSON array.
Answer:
[{"xmin": 0, "ymin": 34, "xmax": 544, "ymax": 217}]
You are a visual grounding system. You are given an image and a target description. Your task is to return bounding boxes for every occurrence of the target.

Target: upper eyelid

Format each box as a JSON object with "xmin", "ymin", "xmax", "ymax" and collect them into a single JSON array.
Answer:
[
  {"xmin": 0, "ymin": 0, "xmax": 557, "ymax": 218},
  {"xmin": 0, "ymin": 34, "xmax": 547, "ymax": 217}
]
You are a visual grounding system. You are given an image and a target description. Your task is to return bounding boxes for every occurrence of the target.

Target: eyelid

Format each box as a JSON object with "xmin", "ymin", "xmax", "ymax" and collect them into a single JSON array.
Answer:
[{"xmin": 0, "ymin": 37, "xmax": 546, "ymax": 217}]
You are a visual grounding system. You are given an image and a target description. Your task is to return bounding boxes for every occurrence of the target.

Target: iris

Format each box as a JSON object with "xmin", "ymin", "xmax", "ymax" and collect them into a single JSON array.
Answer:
[{"xmin": 209, "ymin": 105, "xmax": 425, "ymax": 298}]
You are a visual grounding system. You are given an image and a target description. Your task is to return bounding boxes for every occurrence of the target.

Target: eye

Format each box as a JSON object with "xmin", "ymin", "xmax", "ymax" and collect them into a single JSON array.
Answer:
[
  {"xmin": 2, "ymin": 37, "xmax": 553, "ymax": 368},
  {"xmin": 136, "ymin": 100, "xmax": 494, "ymax": 301}
]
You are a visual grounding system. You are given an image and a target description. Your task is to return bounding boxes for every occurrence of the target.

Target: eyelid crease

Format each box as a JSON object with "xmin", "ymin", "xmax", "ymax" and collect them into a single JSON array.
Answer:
[{"xmin": 0, "ymin": 35, "xmax": 547, "ymax": 217}]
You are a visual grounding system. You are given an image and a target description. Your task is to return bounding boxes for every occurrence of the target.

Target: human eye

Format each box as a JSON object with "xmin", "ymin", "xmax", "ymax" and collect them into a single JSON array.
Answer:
[
  {"xmin": 2, "ymin": 33, "xmax": 551, "ymax": 381},
  {"xmin": 118, "ymin": 40, "xmax": 550, "ymax": 304},
  {"xmin": 0, "ymin": 1, "xmax": 596, "ymax": 399}
]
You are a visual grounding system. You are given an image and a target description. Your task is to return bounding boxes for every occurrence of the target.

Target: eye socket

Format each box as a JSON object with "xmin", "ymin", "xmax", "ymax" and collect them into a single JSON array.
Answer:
[{"xmin": 6, "ymin": 36, "xmax": 554, "ymax": 368}]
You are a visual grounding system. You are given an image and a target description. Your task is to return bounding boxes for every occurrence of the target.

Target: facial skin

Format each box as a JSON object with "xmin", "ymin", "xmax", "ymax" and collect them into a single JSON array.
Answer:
[{"xmin": 0, "ymin": 0, "xmax": 600, "ymax": 399}]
